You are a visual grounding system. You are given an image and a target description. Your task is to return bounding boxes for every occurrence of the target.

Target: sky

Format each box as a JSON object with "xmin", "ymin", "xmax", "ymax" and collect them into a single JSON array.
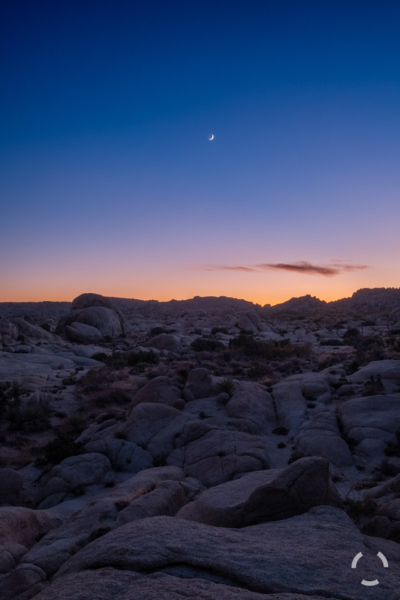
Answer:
[{"xmin": 1, "ymin": 0, "xmax": 399, "ymax": 305}]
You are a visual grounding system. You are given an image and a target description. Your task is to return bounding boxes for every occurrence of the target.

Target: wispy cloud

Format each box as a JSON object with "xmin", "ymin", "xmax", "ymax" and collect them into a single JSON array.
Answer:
[
  {"xmin": 199, "ymin": 265, "xmax": 258, "ymax": 272},
  {"xmin": 198, "ymin": 261, "xmax": 369, "ymax": 277}
]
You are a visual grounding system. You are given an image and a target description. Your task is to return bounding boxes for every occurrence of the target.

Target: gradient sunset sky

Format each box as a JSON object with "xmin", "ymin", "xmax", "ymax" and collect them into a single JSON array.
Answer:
[{"xmin": 1, "ymin": 1, "xmax": 399, "ymax": 305}]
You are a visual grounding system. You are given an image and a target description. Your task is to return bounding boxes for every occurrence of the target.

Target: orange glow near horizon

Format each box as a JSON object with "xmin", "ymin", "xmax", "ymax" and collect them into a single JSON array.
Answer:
[{"xmin": 0, "ymin": 265, "xmax": 395, "ymax": 306}]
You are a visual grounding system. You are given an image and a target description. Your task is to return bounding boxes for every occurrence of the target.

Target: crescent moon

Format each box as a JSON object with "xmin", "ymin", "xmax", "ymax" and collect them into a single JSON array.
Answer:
[{"xmin": 209, "ymin": 134, "xmax": 214, "ymax": 140}]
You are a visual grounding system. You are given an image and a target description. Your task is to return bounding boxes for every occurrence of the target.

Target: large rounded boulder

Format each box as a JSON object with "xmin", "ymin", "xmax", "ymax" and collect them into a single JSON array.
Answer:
[{"xmin": 57, "ymin": 293, "xmax": 124, "ymax": 343}]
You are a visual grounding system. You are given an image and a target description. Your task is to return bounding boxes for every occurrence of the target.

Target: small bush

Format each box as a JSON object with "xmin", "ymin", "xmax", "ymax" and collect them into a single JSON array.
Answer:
[
  {"xmin": 6, "ymin": 402, "xmax": 49, "ymax": 432},
  {"xmin": 248, "ymin": 362, "xmax": 273, "ymax": 379},
  {"xmin": 7, "ymin": 381, "xmax": 28, "ymax": 403},
  {"xmin": 68, "ymin": 413, "xmax": 85, "ymax": 432},
  {"xmin": 345, "ymin": 498, "xmax": 376, "ymax": 521},
  {"xmin": 217, "ymin": 378, "xmax": 235, "ymax": 397},
  {"xmin": 62, "ymin": 376, "xmax": 76, "ymax": 386},
  {"xmin": 127, "ymin": 350, "xmax": 159, "ymax": 367},
  {"xmin": 229, "ymin": 335, "xmax": 311, "ymax": 361},
  {"xmin": 150, "ymin": 326, "xmax": 176, "ymax": 336},
  {"xmin": 362, "ymin": 375, "xmax": 384, "ymax": 396},
  {"xmin": 191, "ymin": 338, "xmax": 225, "ymax": 352},
  {"xmin": 42, "ymin": 432, "xmax": 85, "ymax": 465},
  {"xmin": 92, "ymin": 352, "xmax": 108, "ymax": 362}
]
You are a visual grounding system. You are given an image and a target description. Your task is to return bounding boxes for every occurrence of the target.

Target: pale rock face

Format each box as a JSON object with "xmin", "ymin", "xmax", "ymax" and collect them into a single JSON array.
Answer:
[
  {"xmin": 0, "ymin": 318, "xmax": 19, "ymax": 341},
  {"xmin": 65, "ymin": 322, "xmax": 103, "ymax": 343},
  {"xmin": 0, "ymin": 506, "xmax": 60, "ymax": 572},
  {"xmin": 349, "ymin": 360, "xmax": 400, "ymax": 392},
  {"xmin": 122, "ymin": 403, "xmax": 188, "ymax": 461},
  {"xmin": 4, "ymin": 291, "xmax": 400, "ymax": 600},
  {"xmin": 19, "ymin": 467, "xmax": 194, "ymax": 579},
  {"xmin": 128, "ymin": 376, "xmax": 183, "ymax": 411},
  {"xmin": 28, "ymin": 570, "xmax": 332, "ymax": 600},
  {"xmin": 85, "ymin": 438, "xmax": 153, "ymax": 473},
  {"xmin": 168, "ymin": 427, "xmax": 270, "ymax": 487},
  {"xmin": 184, "ymin": 368, "xmax": 215, "ymax": 399},
  {"xmin": 49, "ymin": 509, "xmax": 400, "ymax": 599},
  {"xmin": 294, "ymin": 411, "xmax": 354, "ymax": 467},
  {"xmin": 340, "ymin": 395, "xmax": 400, "ymax": 440},
  {"xmin": 225, "ymin": 381, "xmax": 276, "ymax": 435},
  {"xmin": 57, "ymin": 292, "xmax": 124, "ymax": 341},
  {"xmin": 69, "ymin": 307, "xmax": 122, "ymax": 338},
  {"xmin": 237, "ymin": 314, "xmax": 257, "ymax": 333},
  {"xmin": 71, "ymin": 293, "xmax": 115, "ymax": 311},
  {"xmin": 176, "ymin": 457, "xmax": 341, "ymax": 527},
  {"xmin": 35, "ymin": 453, "xmax": 112, "ymax": 509},
  {"xmin": 143, "ymin": 333, "xmax": 181, "ymax": 352},
  {"xmin": 9, "ymin": 318, "xmax": 56, "ymax": 343}
]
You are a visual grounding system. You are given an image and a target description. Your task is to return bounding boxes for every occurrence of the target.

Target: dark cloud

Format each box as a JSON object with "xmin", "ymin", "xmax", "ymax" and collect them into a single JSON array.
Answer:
[
  {"xmin": 199, "ymin": 262, "xmax": 369, "ymax": 277},
  {"xmin": 257, "ymin": 262, "xmax": 338, "ymax": 276},
  {"xmin": 257, "ymin": 262, "xmax": 369, "ymax": 276}
]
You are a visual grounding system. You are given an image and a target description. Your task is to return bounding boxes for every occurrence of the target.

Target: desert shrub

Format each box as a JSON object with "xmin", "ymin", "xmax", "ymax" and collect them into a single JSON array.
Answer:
[
  {"xmin": 94, "ymin": 387, "xmax": 130, "ymax": 408},
  {"xmin": 79, "ymin": 367, "xmax": 119, "ymax": 394},
  {"xmin": 211, "ymin": 327, "xmax": 229, "ymax": 335},
  {"xmin": 68, "ymin": 413, "xmax": 86, "ymax": 432},
  {"xmin": 247, "ymin": 362, "xmax": 273, "ymax": 379},
  {"xmin": 43, "ymin": 432, "xmax": 85, "ymax": 465},
  {"xmin": 345, "ymin": 498, "xmax": 376, "ymax": 520},
  {"xmin": 343, "ymin": 328, "xmax": 361, "ymax": 342},
  {"xmin": 62, "ymin": 376, "xmax": 76, "ymax": 386},
  {"xmin": 102, "ymin": 350, "xmax": 160, "ymax": 370},
  {"xmin": 229, "ymin": 334, "xmax": 311, "ymax": 361},
  {"xmin": 7, "ymin": 381, "xmax": 28, "ymax": 403},
  {"xmin": 150, "ymin": 326, "xmax": 176, "ymax": 336},
  {"xmin": 320, "ymin": 339, "xmax": 344, "ymax": 346},
  {"xmin": 191, "ymin": 338, "xmax": 225, "ymax": 352},
  {"xmin": 127, "ymin": 350, "xmax": 159, "ymax": 367},
  {"xmin": 6, "ymin": 401, "xmax": 49, "ymax": 433},
  {"xmin": 92, "ymin": 352, "xmax": 108, "ymax": 362},
  {"xmin": 105, "ymin": 352, "xmax": 127, "ymax": 370},
  {"xmin": 362, "ymin": 375, "xmax": 384, "ymax": 396},
  {"xmin": 217, "ymin": 378, "xmax": 235, "ymax": 397}
]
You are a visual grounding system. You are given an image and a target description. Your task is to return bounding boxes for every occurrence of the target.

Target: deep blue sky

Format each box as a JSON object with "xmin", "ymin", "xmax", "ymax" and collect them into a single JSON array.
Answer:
[{"xmin": 1, "ymin": 1, "xmax": 400, "ymax": 302}]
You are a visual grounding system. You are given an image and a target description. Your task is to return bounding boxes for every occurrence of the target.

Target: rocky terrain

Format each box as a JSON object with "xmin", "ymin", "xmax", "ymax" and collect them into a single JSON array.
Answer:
[{"xmin": 1, "ymin": 288, "xmax": 400, "ymax": 599}]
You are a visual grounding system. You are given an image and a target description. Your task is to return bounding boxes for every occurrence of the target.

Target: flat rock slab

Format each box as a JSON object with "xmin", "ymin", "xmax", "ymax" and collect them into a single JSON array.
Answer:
[
  {"xmin": 0, "ymin": 351, "xmax": 76, "ymax": 385},
  {"xmin": 294, "ymin": 411, "xmax": 353, "ymax": 467},
  {"xmin": 34, "ymin": 569, "xmax": 332, "ymax": 600},
  {"xmin": 53, "ymin": 507, "xmax": 400, "ymax": 599},
  {"xmin": 176, "ymin": 457, "xmax": 340, "ymax": 527},
  {"xmin": 339, "ymin": 395, "xmax": 400, "ymax": 440}
]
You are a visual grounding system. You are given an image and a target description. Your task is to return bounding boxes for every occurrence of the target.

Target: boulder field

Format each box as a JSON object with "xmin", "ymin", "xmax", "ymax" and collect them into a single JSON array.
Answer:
[{"xmin": 1, "ymin": 289, "xmax": 400, "ymax": 599}]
